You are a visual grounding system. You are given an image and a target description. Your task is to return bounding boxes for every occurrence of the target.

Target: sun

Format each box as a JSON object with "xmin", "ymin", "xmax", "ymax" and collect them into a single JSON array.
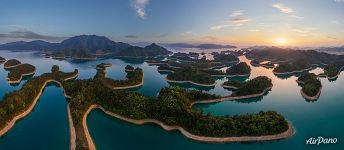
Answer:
[{"xmin": 274, "ymin": 37, "xmax": 288, "ymax": 45}]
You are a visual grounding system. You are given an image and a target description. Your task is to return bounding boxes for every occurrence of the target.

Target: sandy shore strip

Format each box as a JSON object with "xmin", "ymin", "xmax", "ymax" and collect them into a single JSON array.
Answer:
[
  {"xmin": 4, "ymin": 63, "xmax": 22, "ymax": 69},
  {"xmin": 190, "ymin": 85, "xmax": 272, "ymax": 106},
  {"xmin": 82, "ymin": 105, "xmax": 97, "ymax": 150},
  {"xmin": 67, "ymin": 104, "xmax": 76, "ymax": 150},
  {"xmin": 7, "ymin": 68, "xmax": 36, "ymax": 84},
  {"xmin": 82, "ymin": 104, "xmax": 294, "ymax": 148},
  {"xmin": 166, "ymin": 78, "xmax": 216, "ymax": 87},
  {"xmin": 111, "ymin": 73, "xmax": 144, "ymax": 90},
  {"xmin": 300, "ymin": 85, "xmax": 322, "ymax": 101},
  {"xmin": 221, "ymin": 83, "xmax": 239, "ymax": 89}
]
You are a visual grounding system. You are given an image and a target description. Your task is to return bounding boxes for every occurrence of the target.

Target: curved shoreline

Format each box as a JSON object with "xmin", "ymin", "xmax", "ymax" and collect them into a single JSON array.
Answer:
[
  {"xmin": 190, "ymin": 85, "xmax": 272, "ymax": 106},
  {"xmin": 273, "ymin": 67, "xmax": 313, "ymax": 75},
  {"xmin": 166, "ymin": 78, "xmax": 216, "ymax": 87},
  {"xmin": 111, "ymin": 73, "xmax": 144, "ymax": 90},
  {"xmin": 7, "ymin": 68, "xmax": 36, "ymax": 84},
  {"xmin": 0, "ymin": 79, "xmax": 74, "ymax": 137},
  {"xmin": 210, "ymin": 73, "xmax": 250, "ymax": 77},
  {"xmin": 300, "ymin": 85, "xmax": 322, "ymax": 101},
  {"xmin": 221, "ymin": 83, "xmax": 239, "ymax": 89},
  {"xmin": 324, "ymin": 65, "xmax": 344, "ymax": 80},
  {"xmin": 4, "ymin": 63, "xmax": 22, "ymax": 69},
  {"xmin": 82, "ymin": 104, "xmax": 294, "ymax": 148},
  {"xmin": 67, "ymin": 104, "xmax": 76, "ymax": 150}
]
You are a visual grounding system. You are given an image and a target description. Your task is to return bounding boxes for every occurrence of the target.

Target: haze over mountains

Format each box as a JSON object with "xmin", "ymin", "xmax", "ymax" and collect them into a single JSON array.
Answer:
[{"xmin": 163, "ymin": 43, "xmax": 237, "ymax": 49}]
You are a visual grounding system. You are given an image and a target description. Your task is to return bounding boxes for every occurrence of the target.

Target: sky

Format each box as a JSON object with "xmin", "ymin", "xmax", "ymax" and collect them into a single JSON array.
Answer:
[{"xmin": 0, "ymin": 0, "xmax": 343, "ymax": 47}]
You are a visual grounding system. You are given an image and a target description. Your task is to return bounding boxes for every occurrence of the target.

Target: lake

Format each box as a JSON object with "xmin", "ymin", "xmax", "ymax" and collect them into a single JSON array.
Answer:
[{"xmin": 0, "ymin": 50, "xmax": 343, "ymax": 150}]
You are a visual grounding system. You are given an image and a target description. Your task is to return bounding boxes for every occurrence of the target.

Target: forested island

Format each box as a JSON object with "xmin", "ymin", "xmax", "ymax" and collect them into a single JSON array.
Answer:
[
  {"xmin": 297, "ymin": 73, "xmax": 322, "ymax": 100},
  {"xmin": 95, "ymin": 64, "xmax": 144, "ymax": 89},
  {"xmin": 273, "ymin": 60, "xmax": 312, "ymax": 74},
  {"xmin": 322, "ymin": 63, "xmax": 344, "ymax": 79},
  {"xmin": 4, "ymin": 59, "xmax": 21, "ymax": 69},
  {"xmin": 6, "ymin": 64, "xmax": 36, "ymax": 83},
  {"xmin": 166, "ymin": 66, "xmax": 215, "ymax": 86},
  {"xmin": 0, "ymin": 64, "xmax": 293, "ymax": 150}
]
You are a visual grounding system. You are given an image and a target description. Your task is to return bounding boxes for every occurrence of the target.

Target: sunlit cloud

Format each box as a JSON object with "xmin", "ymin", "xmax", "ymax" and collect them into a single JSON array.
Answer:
[
  {"xmin": 211, "ymin": 10, "xmax": 251, "ymax": 30},
  {"xmin": 272, "ymin": 4, "xmax": 294, "ymax": 14},
  {"xmin": 201, "ymin": 36, "xmax": 217, "ymax": 40},
  {"xmin": 231, "ymin": 10, "xmax": 244, "ymax": 17},
  {"xmin": 210, "ymin": 24, "xmax": 231, "ymax": 30},
  {"xmin": 131, "ymin": 0, "xmax": 150, "ymax": 19}
]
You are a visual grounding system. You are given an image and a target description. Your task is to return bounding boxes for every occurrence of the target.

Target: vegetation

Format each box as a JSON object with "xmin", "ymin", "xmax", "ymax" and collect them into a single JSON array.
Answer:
[
  {"xmin": 4, "ymin": 59, "xmax": 21, "ymax": 68},
  {"xmin": 324, "ymin": 63, "xmax": 341, "ymax": 78},
  {"xmin": 213, "ymin": 53, "xmax": 239, "ymax": 62},
  {"xmin": 0, "ymin": 65, "xmax": 288, "ymax": 150},
  {"xmin": 273, "ymin": 60, "xmax": 311, "ymax": 73},
  {"xmin": 226, "ymin": 62, "xmax": 251, "ymax": 75},
  {"xmin": 95, "ymin": 66, "xmax": 143, "ymax": 88},
  {"xmin": 96, "ymin": 63, "xmax": 112, "ymax": 70},
  {"xmin": 51, "ymin": 65, "xmax": 60, "ymax": 73},
  {"xmin": 64, "ymin": 84, "xmax": 288, "ymax": 149},
  {"xmin": 0, "ymin": 67, "xmax": 78, "ymax": 130},
  {"xmin": 125, "ymin": 65, "xmax": 134, "ymax": 71},
  {"xmin": 232, "ymin": 76, "xmax": 272, "ymax": 96},
  {"xmin": 222, "ymin": 80, "xmax": 243, "ymax": 89},
  {"xmin": 7, "ymin": 64, "xmax": 36, "ymax": 82},
  {"xmin": 167, "ymin": 66, "xmax": 215, "ymax": 85},
  {"xmin": 297, "ymin": 73, "xmax": 322, "ymax": 97}
]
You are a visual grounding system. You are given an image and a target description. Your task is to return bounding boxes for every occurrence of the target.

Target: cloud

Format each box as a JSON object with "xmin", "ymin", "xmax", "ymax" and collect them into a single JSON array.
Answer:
[
  {"xmin": 125, "ymin": 35, "xmax": 138, "ymax": 38},
  {"xmin": 131, "ymin": 0, "xmax": 150, "ymax": 19},
  {"xmin": 210, "ymin": 10, "xmax": 251, "ymax": 30},
  {"xmin": 231, "ymin": 10, "xmax": 244, "ymax": 17},
  {"xmin": 210, "ymin": 24, "xmax": 231, "ymax": 30},
  {"xmin": 0, "ymin": 29, "xmax": 64, "ymax": 41},
  {"xmin": 335, "ymin": 0, "xmax": 344, "ymax": 3},
  {"xmin": 288, "ymin": 15, "xmax": 304, "ymax": 19},
  {"xmin": 272, "ymin": 4, "xmax": 294, "ymax": 14}
]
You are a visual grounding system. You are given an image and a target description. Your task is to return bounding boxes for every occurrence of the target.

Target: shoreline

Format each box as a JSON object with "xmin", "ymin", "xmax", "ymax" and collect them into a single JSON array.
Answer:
[
  {"xmin": 7, "ymin": 68, "xmax": 36, "ymax": 84},
  {"xmin": 0, "ymin": 79, "xmax": 73, "ymax": 136},
  {"xmin": 210, "ymin": 73, "xmax": 250, "ymax": 77},
  {"xmin": 166, "ymin": 78, "xmax": 216, "ymax": 87},
  {"xmin": 323, "ymin": 65, "xmax": 344, "ymax": 80},
  {"xmin": 300, "ymin": 85, "xmax": 322, "ymax": 100},
  {"xmin": 190, "ymin": 85, "xmax": 272, "ymax": 106},
  {"xmin": 273, "ymin": 67, "xmax": 313, "ymax": 75},
  {"xmin": 111, "ymin": 73, "xmax": 144, "ymax": 90},
  {"xmin": 221, "ymin": 83, "xmax": 239, "ymax": 89},
  {"xmin": 67, "ymin": 104, "xmax": 76, "ymax": 150},
  {"xmin": 4, "ymin": 63, "xmax": 22, "ymax": 69},
  {"xmin": 81, "ymin": 104, "xmax": 294, "ymax": 147}
]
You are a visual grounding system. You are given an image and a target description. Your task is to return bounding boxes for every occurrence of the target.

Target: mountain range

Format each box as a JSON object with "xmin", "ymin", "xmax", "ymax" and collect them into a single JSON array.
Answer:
[{"xmin": 0, "ymin": 35, "xmax": 172, "ymax": 58}]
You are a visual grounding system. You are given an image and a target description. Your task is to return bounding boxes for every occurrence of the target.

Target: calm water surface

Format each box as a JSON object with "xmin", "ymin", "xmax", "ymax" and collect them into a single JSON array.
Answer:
[{"xmin": 0, "ymin": 50, "xmax": 343, "ymax": 150}]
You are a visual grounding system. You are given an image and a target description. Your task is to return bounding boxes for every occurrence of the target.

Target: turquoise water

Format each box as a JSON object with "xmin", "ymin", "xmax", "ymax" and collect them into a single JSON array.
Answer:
[{"xmin": 0, "ymin": 51, "xmax": 343, "ymax": 150}]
